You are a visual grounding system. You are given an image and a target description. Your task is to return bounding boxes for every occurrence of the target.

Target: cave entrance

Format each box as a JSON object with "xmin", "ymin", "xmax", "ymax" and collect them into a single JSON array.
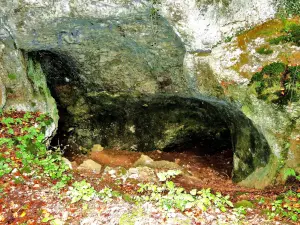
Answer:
[
  {"xmin": 160, "ymin": 127, "xmax": 234, "ymax": 179},
  {"xmin": 28, "ymin": 50, "xmax": 271, "ymax": 186},
  {"xmin": 27, "ymin": 50, "xmax": 82, "ymax": 157}
]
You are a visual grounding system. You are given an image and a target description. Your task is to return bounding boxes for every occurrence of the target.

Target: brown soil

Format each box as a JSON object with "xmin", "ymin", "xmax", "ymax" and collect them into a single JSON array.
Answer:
[{"xmin": 70, "ymin": 147, "xmax": 286, "ymax": 196}]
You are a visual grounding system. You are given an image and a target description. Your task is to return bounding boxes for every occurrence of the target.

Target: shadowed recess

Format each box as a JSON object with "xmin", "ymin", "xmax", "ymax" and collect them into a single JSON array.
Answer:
[{"xmin": 27, "ymin": 50, "xmax": 271, "ymax": 183}]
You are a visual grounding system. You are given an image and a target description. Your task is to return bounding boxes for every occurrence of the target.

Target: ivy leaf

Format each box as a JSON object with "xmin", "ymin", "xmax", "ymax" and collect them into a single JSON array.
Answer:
[
  {"xmin": 157, "ymin": 173, "xmax": 166, "ymax": 182},
  {"xmin": 190, "ymin": 189, "xmax": 197, "ymax": 196},
  {"xmin": 166, "ymin": 181, "xmax": 175, "ymax": 190}
]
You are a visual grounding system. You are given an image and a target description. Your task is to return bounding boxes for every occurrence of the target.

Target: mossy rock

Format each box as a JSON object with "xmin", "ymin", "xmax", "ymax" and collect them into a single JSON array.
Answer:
[
  {"xmin": 269, "ymin": 24, "xmax": 300, "ymax": 46},
  {"xmin": 249, "ymin": 62, "xmax": 300, "ymax": 105}
]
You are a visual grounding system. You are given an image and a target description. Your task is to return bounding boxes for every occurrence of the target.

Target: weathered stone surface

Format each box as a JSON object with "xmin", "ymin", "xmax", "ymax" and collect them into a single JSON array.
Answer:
[
  {"xmin": 161, "ymin": 0, "xmax": 276, "ymax": 51},
  {"xmin": 128, "ymin": 167, "xmax": 158, "ymax": 183},
  {"xmin": 77, "ymin": 159, "xmax": 102, "ymax": 172}
]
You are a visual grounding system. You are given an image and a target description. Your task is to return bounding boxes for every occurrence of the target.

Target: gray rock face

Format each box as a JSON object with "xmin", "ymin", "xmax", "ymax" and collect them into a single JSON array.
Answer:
[
  {"xmin": 161, "ymin": 0, "xmax": 277, "ymax": 51},
  {"xmin": 0, "ymin": 0, "xmax": 297, "ymax": 189}
]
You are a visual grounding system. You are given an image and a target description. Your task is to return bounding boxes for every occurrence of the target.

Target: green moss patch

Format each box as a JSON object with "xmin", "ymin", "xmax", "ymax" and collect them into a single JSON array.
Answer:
[
  {"xmin": 249, "ymin": 62, "xmax": 300, "ymax": 105},
  {"xmin": 269, "ymin": 24, "xmax": 300, "ymax": 46},
  {"xmin": 255, "ymin": 46, "xmax": 273, "ymax": 55},
  {"xmin": 7, "ymin": 73, "xmax": 17, "ymax": 80}
]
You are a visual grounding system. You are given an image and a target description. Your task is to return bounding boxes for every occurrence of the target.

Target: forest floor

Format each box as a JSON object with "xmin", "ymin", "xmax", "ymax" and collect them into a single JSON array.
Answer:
[{"xmin": 0, "ymin": 111, "xmax": 299, "ymax": 225}]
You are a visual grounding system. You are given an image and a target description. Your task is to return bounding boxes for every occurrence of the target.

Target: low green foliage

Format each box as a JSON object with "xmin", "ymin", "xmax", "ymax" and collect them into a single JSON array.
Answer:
[
  {"xmin": 224, "ymin": 36, "xmax": 233, "ymax": 43},
  {"xmin": 67, "ymin": 180, "xmax": 121, "ymax": 204},
  {"xmin": 283, "ymin": 168, "xmax": 300, "ymax": 181},
  {"xmin": 156, "ymin": 169, "xmax": 182, "ymax": 182},
  {"xmin": 135, "ymin": 170, "xmax": 233, "ymax": 213},
  {"xmin": 268, "ymin": 190, "xmax": 300, "ymax": 222},
  {"xmin": 196, "ymin": 0, "xmax": 231, "ymax": 8},
  {"xmin": 68, "ymin": 180, "xmax": 97, "ymax": 203},
  {"xmin": 0, "ymin": 111, "xmax": 72, "ymax": 188},
  {"xmin": 99, "ymin": 186, "xmax": 121, "ymax": 202},
  {"xmin": 149, "ymin": 0, "xmax": 161, "ymax": 21},
  {"xmin": 0, "ymin": 160, "xmax": 12, "ymax": 177}
]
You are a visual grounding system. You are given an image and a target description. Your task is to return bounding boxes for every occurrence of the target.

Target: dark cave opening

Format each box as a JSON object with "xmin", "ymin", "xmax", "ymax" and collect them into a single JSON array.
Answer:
[
  {"xmin": 27, "ymin": 50, "xmax": 81, "ymax": 155},
  {"xmin": 26, "ymin": 50, "xmax": 272, "ymax": 183}
]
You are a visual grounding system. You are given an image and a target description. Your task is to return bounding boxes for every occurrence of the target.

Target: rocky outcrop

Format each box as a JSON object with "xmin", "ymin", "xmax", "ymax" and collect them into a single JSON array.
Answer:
[{"xmin": 0, "ymin": 0, "xmax": 298, "ymax": 189}]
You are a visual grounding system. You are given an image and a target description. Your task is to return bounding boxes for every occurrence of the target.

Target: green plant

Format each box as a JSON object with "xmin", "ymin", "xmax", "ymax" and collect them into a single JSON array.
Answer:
[
  {"xmin": 7, "ymin": 73, "xmax": 17, "ymax": 80},
  {"xmin": 283, "ymin": 168, "xmax": 300, "ymax": 181},
  {"xmin": 42, "ymin": 213, "xmax": 54, "ymax": 223},
  {"xmin": 1, "ymin": 117, "xmax": 15, "ymax": 128},
  {"xmin": 98, "ymin": 187, "xmax": 121, "ymax": 202},
  {"xmin": 267, "ymin": 190, "xmax": 300, "ymax": 222},
  {"xmin": 148, "ymin": 0, "xmax": 161, "ymax": 40},
  {"xmin": 0, "ymin": 160, "xmax": 12, "ymax": 177},
  {"xmin": 0, "ymin": 111, "xmax": 72, "ymax": 187},
  {"xmin": 196, "ymin": 0, "xmax": 231, "ymax": 8},
  {"xmin": 156, "ymin": 170, "xmax": 182, "ymax": 182},
  {"xmin": 233, "ymin": 206, "xmax": 247, "ymax": 222},
  {"xmin": 67, "ymin": 181, "xmax": 120, "ymax": 204},
  {"xmin": 135, "ymin": 170, "xmax": 233, "ymax": 213},
  {"xmin": 224, "ymin": 36, "xmax": 233, "ymax": 43},
  {"xmin": 67, "ymin": 180, "xmax": 97, "ymax": 203}
]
